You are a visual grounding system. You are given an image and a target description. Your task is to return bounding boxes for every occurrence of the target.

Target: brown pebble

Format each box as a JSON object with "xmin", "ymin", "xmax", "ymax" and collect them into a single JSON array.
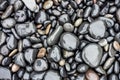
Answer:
[
  {"xmin": 11, "ymin": 64, "xmax": 20, "ymax": 72},
  {"xmin": 93, "ymin": 0, "xmax": 97, "ymax": 4},
  {"xmin": 9, "ymin": 49, "xmax": 18, "ymax": 57},
  {"xmin": 45, "ymin": 24, "xmax": 51, "ymax": 34},
  {"xmin": 113, "ymin": 41, "xmax": 120, "ymax": 51},
  {"xmin": 37, "ymin": 29, "xmax": 46, "ymax": 35},
  {"xmin": 86, "ymin": 69, "xmax": 99, "ymax": 80},
  {"xmin": 37, "ymin": 48, "xmax": 46, "ymax": 58}
]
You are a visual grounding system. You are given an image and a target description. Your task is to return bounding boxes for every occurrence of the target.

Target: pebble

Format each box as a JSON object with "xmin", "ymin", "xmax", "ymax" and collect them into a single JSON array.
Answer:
[
  {"xmin": 0, "ymin": 45, "xmax": 10, "ymax": 56},
  {"xmin": 11, "ymin": 64, "xmax": 20, "ymax": 72},
  {"xmin": 77, "ymin": 64, "xmax": 89, "ymax": 73},
  {"xmin": 0, "ymin": 54, "xmax": 3, "ymax": 63},
  {"xmin": 114, "ymin": 61, "xmax": 119, "ymax": 74},
  {"xmin": 107, "ymin": 65, "xmax": 114, "ymax": 75},
  {"xmin": 43, "ymin": 0, "xmax": 53, "ymax": 9},
  {"xmin": 24, "ymin": 48, "xmax": 38, "ymax": 65},
  {"xmin": 37, "ymin": 48, "xmax": 46, "ymax": 58},
  {"xmin": 63, "ymin": 23, "xmax": 74, "ymax": 32},
  {"xmin": 48, "ymin": 45, "xmax": 61, "ymax": 62},
  {"xmin": 22, "ymin": 0, "xmax": 39, "ymax": 12},
  {"xmin": 89, "ymin": 20, "xmax": 106, "ymax": 39},
  {"xmin": 0, "ymin": 31, "xmax": 6, "ymax": 46},
  {"xmin": 60, "ymin": 32, "xmax": 79, "ymax": 51},
  {"xmin": 104, "ymin": 44, "xmax": 109, "ymax": 52},
  {"xmin": 98, "ymin": 39, "xmax": 108, "ymax": 47},
  {"xmin": 14, "ymin": 10, "xmax": 27, "ymax": 22},
  {"xmin": 23, "ymin": 72, "xmax": 30, "ymax": 79},
  {"xmin": 14, "ymin": 52, "xmax": 26, "ymax": 67},
  {"xmin": 91, "ymin": 4, "xmax": 100, "ymax": 17},
  {"xmin": 22, "ymin": 39, "xmax": 31, "ymax": 48},
  {"xmin": 0, "ymin": 67, "xmax": 11, "ymax": 79},
  {"xmin": 14, "ymin": 0, "xmax": 23, "ymax": 11},
  {"xmin": 86, "ymin": 69, "xmax": 99, "ymax": 80},
  {"xmin": 31, "ymin": 72, "xmax": 45, "ymax": 80},
  {"xmin": 63, "ymin": 50, "xmax": 74, "ymax": 58},
  {"xmin": 76, "ymin": 74, "xmax": 86, "ymax": 80},
  {"xmin": 59, "ymin": 14, "xmax": 70, "ymax": 24},
  {"xmin": 109, "ymin": 74, "xmax": 119, "ymax": 80},
  {"xmin": 1, "ymin": 18, "xmax": 16, "ymax": 28},
  {"xmin": 74, "ymin": 18, "xmax": 83, "ymax": 27},
  {"xmin": 103, "ymin": 57, "xmax": 115, "ymax": 70},
  {"xmin": 0, "ymin": 1, "xmax": 8, "ymax": 11},
  {"xmin": 35, "ymin": 11, "xmax": 47, "ymax": 24},
  {"xmin": 95, "ymin": 66, "xmax": 106, "ymax": 75},
  {"xmin": 47, "ymin": 26, "xmax": 63, "ymax": 45},
  {"xmin": 113, "ymin": 41, "xmax": 120, "ymax": 51},
  {"xmin": 84, "ymin": 7, "xmax": 92, "ymax": 18},
  {"xmin": 7, "ymin": 35, "xmax": 17, "ymax": 50},
  {"xmin": 115, "ymin": 32, "xmax": 120, "ymax": 43},
  {"xmin": 100, "ymin": 76, "xmax": 107, "ymax": 80},
  {"xmin": 78, "ymin": 22, "xmax": 89, "ymax": 34},
  {"xmin": 2, "ymin": 57, "xmax": 11, "ymax": 66},
  {"xmin": 15, "ymin": 22, "xmax": 36, "ymax": 37},
  {"xmin": 109, "ymin": 43, "xmax": 116, "ymax": 57},
  {"xmin": 116, "ymin": 8, "xmax": 120, "ymax": 23},
  {"xmin": 44, "ymin": 70, "xmax": 61, "ymax": 80},
  {"xmin": 82, "ymin": 43, "xmax": 103, "ymax": 67},
  {"xmin": 33, "ymin": 59, "xmax": 48, "ymax": 72},
  {"xmin": 59, "ymin": 59, "xmax": 65, "ymax": 66}
]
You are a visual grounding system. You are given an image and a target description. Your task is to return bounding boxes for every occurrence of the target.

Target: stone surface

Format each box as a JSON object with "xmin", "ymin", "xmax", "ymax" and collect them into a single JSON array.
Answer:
[
  {"xmin": 0, "ymin": 67, "xmax": 11, "ymax": 79},
  {"xmin": 0, "ymin": 31, "xmax": 6, "ymax": 46}
]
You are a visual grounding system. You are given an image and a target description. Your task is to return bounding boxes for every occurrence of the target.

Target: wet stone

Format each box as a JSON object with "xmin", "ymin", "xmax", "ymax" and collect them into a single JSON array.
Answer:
[
  {"xmin": 82, "ymin": 43, "xmax": 103, "ymax": 67},
  {"xmin": 60, "ymin": 32, "xmax": 79, "ymax": 51},
  {"xmin": 89, "ymin": 20, "xmax": 106, "ymax": 39},
  {"xmin": 33, "ymin": 59, "xmax": 48, "ymax": 72},
  {"xmin": 0, "ymin": 67, "xmax": 11, "ymax": 79}
]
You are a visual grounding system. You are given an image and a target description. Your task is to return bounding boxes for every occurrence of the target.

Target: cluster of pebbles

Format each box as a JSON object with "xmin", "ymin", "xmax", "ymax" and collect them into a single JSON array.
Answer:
[{"xmin": 0, "ymin": 0, "xmax": 120, "ymax": 80}]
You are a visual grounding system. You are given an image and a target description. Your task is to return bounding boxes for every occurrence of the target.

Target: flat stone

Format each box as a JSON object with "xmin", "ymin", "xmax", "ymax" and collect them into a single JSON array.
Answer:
[
  {"xmin": 15, "ymin": 22, "xmax": 36, "ymax": 37},
  {"xmin": 60, "ymin": 32, "xmax": 79, "ymax": 51},
  {"xmin": 0, "ymin": 67, "xmax": 11, "ymax": 79},
  {"xmin": 1, "ymin": 18, "xmax": 16, "ymax": 28},
  {"xmin": 0, "ymin": 31, "xmax": 6, "ymax": 46},
  {"xmin": 89, "ymin": 20, "xmax": 106, "ymax": 39},
  {"xmin": 33, "ymin": 59, "xmax": 48, "ymax": 72},
  {"xmin": 44, "ymin": 70, "xmax": 61, "ymax": 80},
  {"xmin": 82, "ymin": 43, "xmax": 103, "ymax": 67}
]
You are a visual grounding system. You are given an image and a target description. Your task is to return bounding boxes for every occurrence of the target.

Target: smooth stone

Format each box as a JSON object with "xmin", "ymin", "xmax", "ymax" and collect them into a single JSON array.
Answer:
[
  {"xmin": 91, "ymin": 4, "xmax": 100, "ymax": 17},
  {"xmin": 48, "ymin": 45, "xmax": 61, "ymax": 62},
  {"xmin": 35, "ymin": 11, "xmax": 47, "ymax": 24},
  {"xmin": 86, "ymin": 69, "xmax": 99, "ymax": 80},
  {"xmin": 47, "ymin": 26, "xmax": 63, "ymax": 45},
  {"xmin": 1, "ymin": 18, "xmax": 16, "ymax": 28},
  {"xmin": 22, "ymin": 39, "xmax": 31, "ymax": 48},
  {"xmin": 59, "ymin": 59, "xmax": 65, "ymax": 66},
  {"xmin": 109, "ymin": 43, "xmax": 116, "ymax": 57},
  {"xmin": 26, "ymin": 66, "xmax": 33, "ymax": 72},
  {"xmin": 2, "ymin": 57, "xmax": 11, "ymax": 66},
  {"xmin": 59, "ymin": 14, "xmax": 70, "ymax": 24},
  {"xmin": 109, "ymin": 74, "xmax": 118, "ymax": 80},
  {"xmin": 82, "ymin": 43, "xmax": 103, "ymax": 67},
  {"xmin": 98, "ymin": 17, "xmax": 114, "ymax": 28},
  {"xmin": 44, "ymin": 70, "xmax": 61, "ymax": 80},
  {"xmin": 0, "ymin": 31, "xmax": 6, "ymax": 46},
  {"xmin": 89, "ymin": 20, "xmax": 106, "ymax": 39},
  {"xmin": 77, "ymin": 64, "xmax": 89, "ymax": 73},
  {"xmin": 114, "ymin": 61, "xmax": 119, "ymax": 74},
  {"xmin": 22, "ymin": 0, "xmax": 39, "ymax": 12},
  {"xmin": 109, "ymin": 6, "xmax": 117, "ymax": 13},
  {"xmin": 100, "ymin": 76, "xmax": 107, "ymax": 80},
  {"xmin": 12, "ymin": 73, "xmax": 19, "ymax": 80},
  {"xmin": 31, "ymin": 72, "xmax": 45, "ymax": 80},
  {"xmin": 33, "ymin": 59, "xmax": 48, "ymax": 72},
  {"xmin": 75, "ymin": 51, "xmax": 83, "ymax": 62},
  {"xmin": 24, "ymin": 48, "xmax": 38, "ymax": 65},
  {"xmin": 37, "ymin": 47, "xmax": 46, "ymax": 58},
  {"xmin": 60, "ymin": 32, "xmax": 79, "ymax": 51},
  {"xmin": 113, "ymin": 41, "xmax": 120, "ymax": 51},
  {"xmin": 14, "ymin": 0, "xmax": 23, "ymax": 11},
  {"xmin": 59, "ymin": 67, "xmax": 67, "ymax": 77},
  {"xmin": 14, "ymin": 10, "xmax": 27, "ymax": 22},
  {"xmin": 14, "ymin": 52, "xmax": 26, "ymax": 67},
  {"xmin": 74, "ymin": 18, "xmax": 83, "ymax": 27},
  {"xmin": 0, "ymin": 67, "xmax": 11, "ymax": 79},
  {"xmin": 84, "ymin": 7, "xmax": 92, "ymax": 18},
  {"xmin": 107, "ymin": 65, "xmax": 114, "ymax": 75},
  {"xmin": 43, "ymin": 0, "xmax": 53, "ymax": 9},
  {"xmin": 95, "ymin": 66, "xmax": 106, "ymax": 74},
  {"xmin": 0, "ymin": 45, "xmax": 10, "ymax": 56},
  {"xmin": 23, "ymin": 72, "xmax": 30, "ymax": 80},
  {"xmin": 11, "ymin": 64, "xmax": 20, "ymax": 72},
  {"xmin": 115, "ymin": 32, "xmax": 120, "ymax": 43},
  {"xmin": 78, "ymin": 22, "xmax": 89, "ymax": 34},
  {"xmin": 65, "ymin": 63, "xmax": 70, "ymax": 71},
  {"xmin": 116, "ymin": 8, "xmax": 120, "ymax": 23},
  {"xmin": 0, "ymin": 1, "xmax": 8, "ymax": 11},
  {"xmin": 103, "ymin": 57, "xmax": 115, "ymax": 70},
  {"xmin": 7, "ymin": 35, "xmax": 17, "ymax": 50},
  {"xmin": 63, "ymin": 23, "xmax": 74, "ymax": 32},
  {"xmin": 17, "ymin": 69, "xmax": 25, "ymax": 78},
  {"xmin": 98, "ymin": 39, "xmax": 108, "ymax": 47},
  {"xmin": 51, "ymin": 62, "xmax": 59, "ymax": 70},
  {"xmin": 76, "ymin": 74, "xmax": 86, "ymax": 80},
  {"xmin": 63, "ymin": 50, "xmax": 74, "ymax": 58},
  {"xmin": 15, "ymin": 22, "xmax": 36, "ymax": 37},
  {"xmin": 0, "ymin": 54, "xmax": 3, "ymax": 63}
]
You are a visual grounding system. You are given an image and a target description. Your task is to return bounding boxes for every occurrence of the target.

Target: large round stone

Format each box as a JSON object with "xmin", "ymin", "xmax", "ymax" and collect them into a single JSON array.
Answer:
[
  {"xmin": 82, "ymin": 43, "xmax": 103, "ymax": 67},
  {"xmin": 60, "ymin": 32, "xmax": 79, "ymax": 51}
]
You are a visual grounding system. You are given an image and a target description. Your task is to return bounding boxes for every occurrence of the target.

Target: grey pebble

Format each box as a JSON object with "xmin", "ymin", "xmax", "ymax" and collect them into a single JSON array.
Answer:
[
  {"xmin": 95, "ymin": 66, "xmax": 106, "ymax": 74},
  {"xmin": 100, "ymin": 76, "xmax": 107, "ymax": 80},
  {"xmin": 14, "ymin": 0, "xmax": 23, "ymax": 11},
  {"xmin": 78, "ymin": 22, "xmax": 89, "ymax": 34},
  {"xmin": 84, "ymin": 7, "xmax": 92, "ymax": 18},
  {"xmin": 23, "ymin": 39, "xmax": 31, "ymax": 48},
  {"xmin": 15, "ymin": 22, "xmax": 36, "ymax": 37},
  {"xmin": 116, "ymin": 8, "xmax": 120, "ymax": 23},
  {"xmin": 107, "ymin": 65, "xmax": 114, "ymax": 75},
  {"xmin": 47, "ymin": 26, "xmax": 63, "ymax": 45},
  {"xmin": 82, "ymin": 43, "xmax": 103, "ymax": 67},
  {"xmin": 24, "ymin": 48, "xmax": 38, "ymax": 65},
  {"xmin": 33, "ymin": 59, "xmax": 48, "ymax": 72},
  {"xmin": 60, "ymin": 32, "xmax": 79, "ymax": 51},
  {"xmin": 91, "ymin": 4, "xmax": 100, "ymax": 17},
  {"xmin": 114, "ymin": 61, "xmax": 119, "ymax": 74},
  {"xmin": 63, "ymin": 23, "xmax": 74, "ymax": 32},
  {"xmin": 48, "ymin": 45, "xmax": 61, "ymax": 62},
  {"xmin": 2, "ymin": 57, "xmax": 11, "ymax": 66},
  {"xmin": 0, "ymin": 45, "xmax": 10, "ymax": 56},
  {"xmin": 1, "ymin": 18, "xmax": 16, "ymax": 29},
  {"xmin": 59, "ymin": 14, "xmax": 70, "ymax": 24},
  {"xmin": 76, "ymin": 74, "xmax": 86, "ymax": 80},
  {"xmin": 109, "ymin": 43, "xmax": 116, "ymax": 57},
  {"xmin": 0, "ymin": 67, "xmax": 11, "ymax": 79},
  {"xmin": 77, "ymin": 64, "xmax": 89, "ymax": 73},
  {"xmin": 89, "ymin": 20, "xmax": 106, "ymax": 39},
  {"xmin": 44, "ymin": 70, "xmax": 61, "ymax": 80},
  {"xmin": 109, "ymin": 74, "xmax": 118, "ymax": 80},
  {"xmin": 14, "ymin": 52, "xmax": 26, "ymax": 67},
  {"xmin": 0, "ymin": 31, "xmax": 6, "ymax": 46},
  {"xmin": 31, "ymin": 72, "xmax": 45, "ymax": 80},
  {"xmin": 23, "ymin": 72, "xmax": 30, "ymax": 80}
]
